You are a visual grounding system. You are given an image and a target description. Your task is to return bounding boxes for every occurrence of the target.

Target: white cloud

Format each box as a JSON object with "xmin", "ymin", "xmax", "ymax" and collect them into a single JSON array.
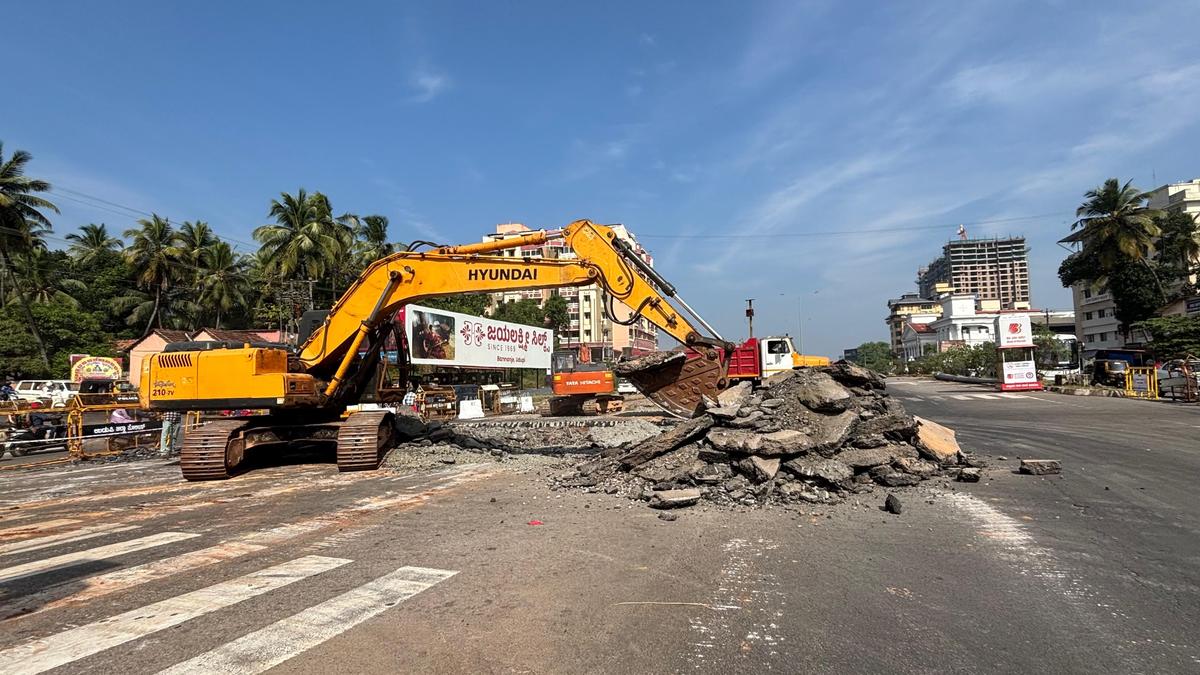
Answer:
[
  {"xmin": 409, "ymin": 67, "xmax": 451, "ymax": 103},
  {"xmin": 639, "ymin": 33, "xmax": 656, "ymax": 47}
]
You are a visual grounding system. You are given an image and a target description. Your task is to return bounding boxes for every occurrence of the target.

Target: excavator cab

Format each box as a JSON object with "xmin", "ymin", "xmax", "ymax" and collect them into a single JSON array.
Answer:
[{"xmin": 548, "ymin": 349, "xmax": 623, "ymax": 415}]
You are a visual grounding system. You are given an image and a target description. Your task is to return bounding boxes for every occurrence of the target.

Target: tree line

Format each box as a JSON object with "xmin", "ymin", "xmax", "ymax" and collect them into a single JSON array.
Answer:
[{"xmin": 0, "ymin": 142, "xmax": 569, "ymax": 379}]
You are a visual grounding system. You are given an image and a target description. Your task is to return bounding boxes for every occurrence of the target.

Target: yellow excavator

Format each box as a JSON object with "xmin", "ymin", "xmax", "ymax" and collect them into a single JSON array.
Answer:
[{"xmin": 141, "ymin": 220, "xmax": 735, "ymax": 480}]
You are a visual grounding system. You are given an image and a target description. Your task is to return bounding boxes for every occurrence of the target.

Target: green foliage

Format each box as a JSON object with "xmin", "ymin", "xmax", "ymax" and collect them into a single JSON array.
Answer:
[
  {"xmin": 490, "ymin": 298, "xmax": 547, "ymax": 328},
  {"xmin": 1033, "ymin": 324, "xmax": 1070, "ymax": 367},
  {"xmin": 848, "ymin": 341, "xmax": 895, "ymax": 374},
  {"xmin": 908, "ymin": 343, "xmax": 997, "ymax": 378},
  {"xmin": 0, "ymin": 303, "xmax": 115, "ymax": 378},
  {"xmin": 1071, "ymin": 178, "xmax": 1162, "ymax": 269},
  {"xmin": 543, "ymin": 294, "xmax": 570, "ymax": 345},
  {"xmin": 421, "ymin": 294, "xmax": 491, "ymax": 317},
  {"xmin": 1107, "ymin": 260, "xmax": 1168, "ymax": 326},
  {"xmin": 1134, "ymin": 316, "xmax": 1200, "ymax": 359},
  {"xmin": 1156, "ymin": 211, "xmax": 1200, "ymax": 285}
]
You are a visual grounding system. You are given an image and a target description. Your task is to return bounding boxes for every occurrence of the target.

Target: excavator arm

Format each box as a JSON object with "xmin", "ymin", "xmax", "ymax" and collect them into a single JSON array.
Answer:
[
  {"xmin": 142, "ymin": 220, "xmax": 730, "ymax": 418},
  {"xmin": 298, "ymin": 220, "xmax": 732, "ymax": 416}
]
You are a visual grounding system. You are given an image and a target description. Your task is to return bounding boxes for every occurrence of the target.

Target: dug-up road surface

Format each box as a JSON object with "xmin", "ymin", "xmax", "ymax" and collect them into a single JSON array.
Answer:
[{"xmin": 1, "ymin": 387, "xmax": 1198, "ymax": 674}]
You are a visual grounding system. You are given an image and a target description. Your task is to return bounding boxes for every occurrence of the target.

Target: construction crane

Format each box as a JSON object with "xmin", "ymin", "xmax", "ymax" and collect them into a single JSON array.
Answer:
[{"xmin": 141, "ymin": 220, "xmax": 733, "ymax": 480}]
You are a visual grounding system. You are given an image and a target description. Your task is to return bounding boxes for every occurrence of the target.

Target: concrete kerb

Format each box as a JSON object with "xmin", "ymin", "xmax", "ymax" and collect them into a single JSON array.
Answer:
[{"xmin": 1044, "ymin": 385, "xmax": 1197, "ymax": 405}]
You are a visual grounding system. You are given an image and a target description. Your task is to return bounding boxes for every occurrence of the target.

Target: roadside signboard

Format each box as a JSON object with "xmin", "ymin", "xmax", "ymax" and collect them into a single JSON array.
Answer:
[
  {"xmin": 996, "ymin": 314, "xmax": 1035, "ymax": 348},
  {"xmin": 402, "ymin": 304, "xmax": 553, "ymax": 370},
  {"xmin": 70, "ymin": 356, "xmax": 123, "ymax": 383},
  {"xmin": 1131, "ymin": 371, "xmax": 1151, "ymax": 392},
  {"xmin": 81, "ymin": 419, "xmax": 161, "ymax": 438},
  {"xmin": 1001, "ymin": 359, "xmax": 1041, "ymax": 391},
  {"xmin": 1186, "ymin": 297, "xmax": 1200, "ymax": 316}
]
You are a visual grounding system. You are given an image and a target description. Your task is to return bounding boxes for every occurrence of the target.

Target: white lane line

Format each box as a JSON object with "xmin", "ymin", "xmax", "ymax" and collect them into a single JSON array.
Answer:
[
  {"xmin": 950, "ymin": 394, "xmax": 974, "ymax": 400},
  {"xmin": 996, "ymin": 393, "xmax": 1029, "ymax": 399},
  {"xmin": 0, "ymin": 532, "xmax": 199, "ymax": 584},
  {"xmin": 970, "ymin": 394, "xmax": 1001, "ymax": 400},
  {"xmin": 0, "ymin": 523, "xmax": 140, "ymax": 556},
  {"xmin": 157, "ymin": 565, "xmax": 457, "ymax": 675},
  {"xmin": 1, "ymin": 541, "xmax": 268, "ymax": 619},
  {"xmin": 0, "ymin": 519, "xmax": 81, "ymax": 538},
  {"xmin": 0, "ymin": 555, "xmax": 350, "ymax": 675}
]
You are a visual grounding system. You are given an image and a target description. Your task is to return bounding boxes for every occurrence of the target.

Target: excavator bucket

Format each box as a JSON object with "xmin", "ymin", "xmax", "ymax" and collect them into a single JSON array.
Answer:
[{"xmin": 615, "ymin": 349, "xmax": 727, "ymax": 418}]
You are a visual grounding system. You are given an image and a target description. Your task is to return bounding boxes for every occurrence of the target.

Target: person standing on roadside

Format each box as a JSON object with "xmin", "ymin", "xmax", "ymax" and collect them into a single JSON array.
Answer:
[{"xmin": 160, "ymin": 410, "xmax": 183, "ymax": 456}]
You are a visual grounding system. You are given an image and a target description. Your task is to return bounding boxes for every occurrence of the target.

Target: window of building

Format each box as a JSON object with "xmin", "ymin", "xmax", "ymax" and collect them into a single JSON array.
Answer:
[
  {"xmin": 1097, "ymin": 309, "xmax": 1106, "ymax": 318},
  {"xmin": 1083, "ymin": 288, "xmax": 1092, "ymax": 299},
  {"xmin": 1085, "ymin": 312, "xmax": 1093, "ymax": 320}
]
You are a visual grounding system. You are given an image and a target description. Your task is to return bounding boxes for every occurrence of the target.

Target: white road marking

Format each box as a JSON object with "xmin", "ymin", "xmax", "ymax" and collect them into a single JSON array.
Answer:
[
  {"xmin": 0, "ymin": 531, "xmax": 199, "ymax": 584},
  {"xmin": 1, "ymin": 541, "xmax": 268, "ymax": 618},
  {"xmin": 0, "ymin": 555, "xmax": 350, "ymax": 675},
  {"xmin": 0, "ymin": 523, "xmax": 140, "ymax": 556},
  {"xmin": 951, "ymin": 395, "xmax": 974, "ymax": 400},
  {"xmin": 996, "ymin": 393, "xmax": 1030, "ymax": 399},
  {"xmin": 157, "ymin": 565, "xmax": 456, "ymax": 675},
  {"xmin": 970, "ymin": 394, "xmax": 1001, "ymax": 399},
  {"xmin": 0, "ymin": 519, "xmax": 80, "ymax": 538}
]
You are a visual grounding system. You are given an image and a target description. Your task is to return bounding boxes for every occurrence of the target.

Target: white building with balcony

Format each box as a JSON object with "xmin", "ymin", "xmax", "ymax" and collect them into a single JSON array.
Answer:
[
  {"xmin": 927, "ymin": 293, "xmax": 996, "ymax": 348},
  {"xmin": 1062, "ymin": 178, "xmax": 1200, "ymax": 357}
]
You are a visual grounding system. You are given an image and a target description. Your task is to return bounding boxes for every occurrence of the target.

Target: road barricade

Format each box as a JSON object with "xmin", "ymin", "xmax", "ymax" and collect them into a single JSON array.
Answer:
[{"xmin": 1124, "ymin": 367, "xmax": 1159, "ymax": 400}]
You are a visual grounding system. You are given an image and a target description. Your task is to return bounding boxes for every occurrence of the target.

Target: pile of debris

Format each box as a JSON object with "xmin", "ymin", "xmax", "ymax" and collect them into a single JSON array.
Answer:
[{"xmin": 550, "ymin": 362, "xmax": 975, "ymax": 508}]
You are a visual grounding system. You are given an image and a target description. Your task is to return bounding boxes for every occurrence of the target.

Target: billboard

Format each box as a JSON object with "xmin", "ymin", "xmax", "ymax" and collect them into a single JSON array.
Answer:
[
  {"xmin": 1001, "ymin": 359, "xmax": 1041, "ymax": 391},
  {"xmin": 996, "ymin": 313, "xmax": 1034, "ymax": 348},
  {"xmin": 70, "ymin": 356, "xmax": 123, "ymax": 382},
  {"xmin": 403, "ymin": 304, "xmax": 553, "ymax": 369}
]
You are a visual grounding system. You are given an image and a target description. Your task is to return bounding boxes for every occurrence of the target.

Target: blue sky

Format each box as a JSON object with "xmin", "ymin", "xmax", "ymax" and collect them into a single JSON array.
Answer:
[{"xmin": 7, "ymin": 1, "xmax": 1199, "ymax": 356}]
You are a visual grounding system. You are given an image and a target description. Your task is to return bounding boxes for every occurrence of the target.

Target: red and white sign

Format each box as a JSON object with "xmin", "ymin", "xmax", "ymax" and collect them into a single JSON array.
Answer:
[
  {"xmin": 403, "ymin": 304, "xmax": 553, "ymax": 369},
  {"xmin": 996, "ymin": 313, "xmax": 1034, "ymax": 348},
  {"xmin": 1001, "ymin": 359, "xmax": 1042, "ymax": 391}
]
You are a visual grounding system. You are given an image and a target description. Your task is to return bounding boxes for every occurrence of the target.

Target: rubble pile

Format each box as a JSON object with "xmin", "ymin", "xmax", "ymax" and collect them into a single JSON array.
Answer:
[{"xmin": 550, "ymin": 362, "xmax": 975, "ymax": 508}]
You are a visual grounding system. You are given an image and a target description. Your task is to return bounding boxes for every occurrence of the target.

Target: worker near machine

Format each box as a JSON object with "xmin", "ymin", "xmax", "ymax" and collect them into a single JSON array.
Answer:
[
  {"xmin": 0, "ymin": 382, "xmax": 15, "ymax": 401},
  {"xmin": 110, "ymin": 408, "xmax": 135, "ymax": 424},
  {"xmin": 159, "ymin": 410, "xmax": 183, "ymax": 456}
]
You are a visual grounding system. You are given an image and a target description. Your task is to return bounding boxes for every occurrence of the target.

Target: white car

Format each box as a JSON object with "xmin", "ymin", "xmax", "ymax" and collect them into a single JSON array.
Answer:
[
  {"xmin": 616, "ymin": 379, "xmax": 638, "ymax": 395},
  {"xmin": 12, "ymin": 380, "xmax": 78, "ymax": 407}
]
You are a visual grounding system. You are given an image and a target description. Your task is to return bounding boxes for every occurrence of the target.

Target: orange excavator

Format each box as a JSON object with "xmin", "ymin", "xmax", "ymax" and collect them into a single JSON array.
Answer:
[{"xmin": 141, "ymin": 220, "xmax": 734, "ymax": 480}]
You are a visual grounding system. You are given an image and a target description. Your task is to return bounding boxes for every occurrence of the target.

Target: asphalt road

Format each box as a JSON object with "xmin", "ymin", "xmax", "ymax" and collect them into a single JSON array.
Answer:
[{"xmin": 0, "ymin": 383, "xmax": 1197, "ymax": 674}]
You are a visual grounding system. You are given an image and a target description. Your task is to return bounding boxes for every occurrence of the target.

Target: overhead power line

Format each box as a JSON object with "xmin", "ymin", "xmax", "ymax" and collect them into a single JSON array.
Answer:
[
  {"xmin": 635, "ymin": 213, "xmax": 1070, "ymax": 239},
  {"xmin": 48, "ymin": 186, "xmax": 261, "ymax": 252}
]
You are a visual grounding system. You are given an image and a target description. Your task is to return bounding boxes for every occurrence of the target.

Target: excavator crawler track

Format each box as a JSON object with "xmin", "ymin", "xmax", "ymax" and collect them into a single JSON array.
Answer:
[
  {"xmin": 337, "ymin": 410, "xmax": 395, "ymax": 472},
  {"xmin": 180, "ymin": 419, "xmax": 249, "ymax": 481}
]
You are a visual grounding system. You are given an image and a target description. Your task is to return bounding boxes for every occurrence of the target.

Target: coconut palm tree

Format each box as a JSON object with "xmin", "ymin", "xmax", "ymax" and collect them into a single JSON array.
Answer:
[
  {"xmin": 65, "ymin": 223, "xmax": 122, "ymax": 263},
  {"xmin": 13, "ymin": 248, "xmax": 86, "ymax": 307},
  {"xmin": 172, "ymin": 221, "xmax": 216, "ymax": 270},
  {"xmin": 1072, "ymin": 179, "xmax": 1164, "ymax": 269},
  {"xmin": 253, "ymin": 189, "xmax": 345, "ymax": 282},
  {"xmin": 355, "ymin": 214, "xmax": 393, "ymax": 264},
  {"xmin": 199, "ymin": 241, "xmax": 249, "ymax": 328},
  {"xmin": 0, "ymin": 142, "xmax": 57, "ymax": 369},
  {"xmin": 123, "ymin": 215, "xmax": 179, "ymax": 336}
]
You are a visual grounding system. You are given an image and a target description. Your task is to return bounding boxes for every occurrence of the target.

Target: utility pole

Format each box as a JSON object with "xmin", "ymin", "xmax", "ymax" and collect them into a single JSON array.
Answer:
[{"xmin": 745, "ymin": 299, "xmax": 755, "ymax": 338}]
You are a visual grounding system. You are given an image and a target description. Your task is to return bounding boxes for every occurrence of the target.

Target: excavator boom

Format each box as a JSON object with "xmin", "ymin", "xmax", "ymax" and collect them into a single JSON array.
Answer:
[
  {"xmin": 144, "ymin": 220, "xmax": 731, "ymax": 420},
  {"xmin": 293, "ymin": 220, "xmax": 731, "ymax": 416}
]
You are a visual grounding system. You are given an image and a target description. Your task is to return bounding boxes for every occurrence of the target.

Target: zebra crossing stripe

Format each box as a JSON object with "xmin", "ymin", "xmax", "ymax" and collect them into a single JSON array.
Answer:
[
  {"xmin": 0, "ymin": 531, "xmax": 199, "ymax": 585},
  {"xmin": 971, "ymin": 394, "xmax": 1001, "ymax": 399},
  {"xmin": 2, "ymin": 541, "xmax": 268, "ymax": 619},
  {"xmin": 951, "ymin": 395, "xmax": 973, "ymax": 400},
  {"xmin": 0, "ymin": 523, "xmax": 140, "ymax": 556},
  {"xmin": 0, "ymin": 519, "xmax": 81, "ymax": 538},
  {"xmin": 996, "ymin": 393, "xmax": 1029, "ymax": 399},
  {"xmin": 157, "ymin": 565, "xmax": 457, "ymax": 674},
  {"xmin": 0, "ymin": 555, "xmax": 350, "ymax": 675}
]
